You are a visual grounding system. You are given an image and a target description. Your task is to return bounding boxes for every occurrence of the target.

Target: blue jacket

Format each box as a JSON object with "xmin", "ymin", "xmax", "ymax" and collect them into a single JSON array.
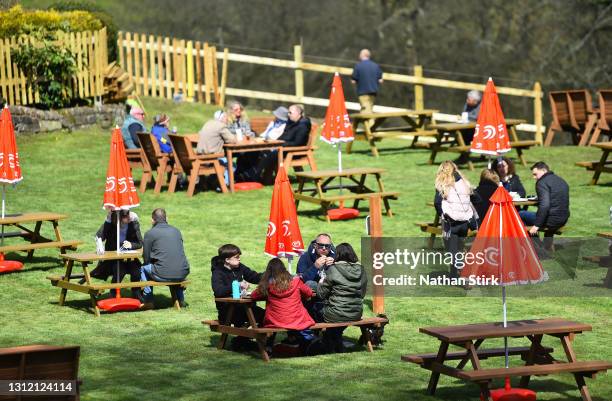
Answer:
[
  {"xmin": 151, "ymin": 124, "xmax": 172, "ymax": 153},
  {"xmin": 297, "ymin": 240, "xmax": 336, "ymax": 282},
  {"xmin": 121, "ymin": 116, "xmax": 145, "ymax": 149},
  {"xmin": 351, "ymin": 59, "xmax": 383, "ymax": 96}
]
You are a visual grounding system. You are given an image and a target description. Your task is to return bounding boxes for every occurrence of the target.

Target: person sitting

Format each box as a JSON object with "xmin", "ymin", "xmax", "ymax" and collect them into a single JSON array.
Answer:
[
  {"xmin": 140, "ymin": 208, "xmax": 190, "ymax": 310},
  {"xmin": 492, "ymin": 157, "xmax": 526, "ymax": 198},
  {"xmin": 472, "ymin": 169, "xmax": 500, "ymax": 222},
  {"xmin": 88, "ymin": 210, "xmax": 143, "ymax": 298},
  {"xmin": 463, "ymin": 90, "xmax": 482, "ymax": 123},
  {"xmin": 211, "ymin": 244, "xmax": 264, "ymax": 327},
  {"xmin": 251, "ymin": 258, "xmax": 315, "ymax": 353},
  {"xmin": 227, "ymin": 100, "xmax": 254, "ymax": 138},
  {"xmin": 121, "ymin": 106, "xmax": 146, "ymax": 149},
  {"xmin": 317, "ymin": 243, "xmax": 367, "ymax": 353},
  {"xmin": 150, "ymin": 114, "xmax": 173, "ymax": 154},
  {"xmin": 520, "ymin": 162, "xmax": 570, "ymax": 247},
  {"xmin": 196, "ymin": 110, "xmax": 236, "ymax": 185},
  {"xmin": 260, "ymin": 106, "xmax": 289, "ymax": 140}
]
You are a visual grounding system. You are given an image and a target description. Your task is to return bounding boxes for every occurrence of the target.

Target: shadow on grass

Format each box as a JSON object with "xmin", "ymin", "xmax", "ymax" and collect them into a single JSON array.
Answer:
[{"xmin": 50, "ymin": 293, "xmax": 180, "ymax": 316}]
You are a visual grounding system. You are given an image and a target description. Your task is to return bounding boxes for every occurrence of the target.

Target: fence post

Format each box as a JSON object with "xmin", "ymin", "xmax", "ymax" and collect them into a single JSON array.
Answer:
[
  {"xmin": 368, "ymin": 195, "xmax": 384, "ymax": 315},
  {"xmin": 219, "ymin": 48, "xmax": 229, "ymax": 107},
  {"xmin": 203, "ymin": 42, "xmax": 211, "ymax": 104},
  {"xmin": 414, "ymin": 65, "xmax": 424, "ymax": 111},
  {"xmin": 533, "ymin": 81, "xmax": 543, "ymax": 145},
  {"xmin": 186, "ymin": 40, "xmax": 194, "ymax": 101},
  {"xmin": 294, "ymin": 45, "xmax": 304, "ymax": 101}
]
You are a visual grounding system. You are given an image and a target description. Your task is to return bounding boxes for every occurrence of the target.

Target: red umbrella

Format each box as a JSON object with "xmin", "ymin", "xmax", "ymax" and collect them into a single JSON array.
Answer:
[
  {"xmin": 264, "ymin": 164, "xmax": 304, "ymax": 272},
  {"xmin": 0, "ymin": 106, "xmax": 24, "ymax": 273},
  {"xmin": 471, "ymin": 78, "xmax": 511, "ymax": 157},
  {"xmin": 461, "ymin": 185, "xmax": 546, "ymax": 401},
  {"xmin": 320, "ymin": 72, "xmax": 358, "ymax": 220},
  {"xmin": 98, "ymin": 127, "xmax": 141, "ymax": 312}
]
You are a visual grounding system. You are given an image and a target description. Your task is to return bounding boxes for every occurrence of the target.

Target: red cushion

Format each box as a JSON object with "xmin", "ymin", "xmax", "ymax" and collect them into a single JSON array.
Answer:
[
  {"xmin": 0, "ymin": 260, "xmax": 24, "ymax": 274},
  {"xmin": 97, "ymin": 297, "xmax": 141, "ymax": 312},
  {"xmin": 327, "ymin": 208, "xmax": 360, "ymax": 220},
  {"xmin": 234, "ymin": 182, "xmax": 264, "ymax": 191}
]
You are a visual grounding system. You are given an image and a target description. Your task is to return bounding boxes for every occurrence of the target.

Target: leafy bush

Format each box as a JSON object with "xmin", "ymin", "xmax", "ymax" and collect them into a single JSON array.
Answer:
[
  {"xmin": 0, "ymin": 5, "xmax": 102, "ymax": 37},
  {"xmin": 49, "ymin": 1, "xmax": 118, "ymax": 62},
  {"xmin": 11, "ymin": 29, "xmax": 78, "ymax": 109}
]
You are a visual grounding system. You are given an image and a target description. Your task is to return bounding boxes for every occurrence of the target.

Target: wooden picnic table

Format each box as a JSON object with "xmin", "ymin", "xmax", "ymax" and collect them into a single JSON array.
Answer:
[
  {"xmin": 575, "ymin": 141, "xmax": 612, "ymax": 185},
  {"xmin": 293, "ymin": 167, "xmax": 399, "ymax": 222},
  {"xmin": 46, "ymin": 250, "xmax": 189, "ymax": 316},
  {"xmin": 427, "ymin": 119, "xmax": 532, "ymax": 170},
  {"xmin": 187, "ymin": 134, "xmax": 284, "ymax": 192},
  {"xmin": 0, "ymin": 212, "xmax": 82, "ymax": 259},
  {"xmin": 347, "ymin": 109, "xmax": 437, "ymax": 157},
  {"xmin": 403, "ymin": 318, "xmax": 611, "ymax": 401}
]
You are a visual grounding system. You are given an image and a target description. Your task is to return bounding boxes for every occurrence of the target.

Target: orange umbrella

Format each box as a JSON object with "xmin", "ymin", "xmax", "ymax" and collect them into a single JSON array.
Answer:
[
  {"xmin": 470, "ymin": 78, "xmax": 511, "ymax": 156},
  {"xmin": 461, "ymin": 185, "xmax": 545, "ymax": 400},
  {"xmin": 0, "ymin": 106, "xmax": 24, "ymax": 273},
  {"xmin": 264, "ymin": 164, "xmax": 304, "ymax": 272},
  {"xmin": 98, "ymin": 127, "xmax": 141, "ymax": 312},
  {"xmin": 320, "ymin": 72, "xmax": 358, "ymax": 220}
]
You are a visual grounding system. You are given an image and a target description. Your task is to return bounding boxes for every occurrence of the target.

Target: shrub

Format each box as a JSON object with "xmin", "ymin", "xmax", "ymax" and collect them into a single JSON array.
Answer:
[
  {"xmin": 11, "ymin": 28, "xmax": 78, "ymax": 109},
  {"xmin": 0, "ymin": 5, "xmax": 102, "ymax": 38}
]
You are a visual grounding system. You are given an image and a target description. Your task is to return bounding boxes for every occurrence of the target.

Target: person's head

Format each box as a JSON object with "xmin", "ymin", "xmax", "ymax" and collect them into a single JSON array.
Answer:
[
  {"xmin": 480, "ymin": 168, "xmax": 500, "ymax": 185},
  {"xmin": 110, "ymin": 209, "xmax": 131, "ymax": 225},
  {"xmin": 288, "ymin": 104, "xmax": 304, "ymax": 123},
  {"xmin": 272, "ymin": 106, "xmax": 289, "ymax": 122},
  {"xmin": 257, "ymin": 258, "xmax": 292, "ymax": 297},
  {"xmin": 466, "ymin": 90, "xmax": 481, "ymax": 107},
  {"xmin": 492, "ymin": 157, "xmax": 516, "ymax": 180},
  {"xmin": 334, "ymin": 243, "xmax": 359, "ymax": 263},
  {"xmin": 154, "ymin": 113, "xmax": 170, "ymax": 127},
  {"xmin": 214, "ymin": 110, "xmax": 227, "ymax": 124},
  {"xmin": 435, "ymin": 160, "xmax": 471, "ymax": 198},
  {"xmin": 530, "ymin": 161, "xmax": 549, "ymax": 180},
  {"xmin": 359, "ymin": 48, "xmax": 371, "ymax": 61},
  {"xmin": 151, "ymin": 208, "xmax": 167, "ymax": 225},
  {"xmin": 313, "ymin": 233, "xmax": 332, "ymax": 257},
  {"xmin": 130, "ymin": 106, "xmax": 145, "ymax": 122},
  {"xmin": 218, "ymin": 244, "xmax": 241, "ymax": 269},
  {"xmin": 227, "ymin": 101, "xmax": 245, "ymax": 121}
]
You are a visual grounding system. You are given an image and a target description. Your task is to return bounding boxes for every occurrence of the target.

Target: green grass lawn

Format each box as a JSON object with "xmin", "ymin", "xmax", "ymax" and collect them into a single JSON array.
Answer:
[{"xmin": 0, "ymin": 97, "xmax": 610, "ymax": 401}]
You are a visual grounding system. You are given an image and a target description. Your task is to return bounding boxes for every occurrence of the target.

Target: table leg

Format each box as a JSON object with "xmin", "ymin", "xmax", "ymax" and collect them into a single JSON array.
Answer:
[
  {"xmin": 90, "ymin": 294, "xmax": 100, "ymax": 317},
  {"xmin": 429, "ymin": 133, "xmax": 442, "ymax": 165},
  {"xmin": 227, "ymin": 149, "xmax": 235, "ymax": 193},
  {"xmin": 559, "ymin": 334, "xmax": 594, "ymax": 401},
  {"xmin": 364, "ymin": 120, "xmax": 379, "ymax": 157},
  {"xmin": 352, "ymin": 174, "xmax": 368, "ymax": 209},
  {"xmin": 295, "ymin": 178, "xmax": 305, "ymax": 209},
  {"xmin": 346, "ymin": 120, "xmax": 359, "ymax": 154},
  {"xmin": 245, "ymin": 305, "xmax": 259, "ymax": 328},
  {"xmin": 479, "ymin": 383, "xmax": 494, "ymax": 401},
  {"xmin": 427, "ymin": 341, "xmax": 449, "ymax": 395},
  {"xmin": 466, "ymin": 341, "xmax": 482, "ymax": 370},
  {"xmin": 52, "ymin": 220, "xmax": 64, "ymax": 242},
  {"xmin": 516, "ymin": 148, "xmax": 528, "ymax": 167},
  {"xmin": 456, "ymin": 338, "xmax": 484, "ymax": 369},
  {"xmin": 276, "ymin": 146, "xmax": 282, "ymax": 169},
  {"xmin": 218, "ymin": 304, "xmax": 235, "ymax": 350},
  {"xmin": 590, "ymin": 149, "xmax": 609, "ymax": 185},
  {"xmin": 520, "ymin": 334, "xmax": 543, "ymax": 387},
  {"xmin": 59, "ymin": 260, "xmax": 74, "ymax": 306},
  {"xmin": 27, "ymin": 221, "xmax": 43, "ymax": 259},
  {"xmin": 428, "ymin": 211, "xmax": 441, "ymax": 249}
]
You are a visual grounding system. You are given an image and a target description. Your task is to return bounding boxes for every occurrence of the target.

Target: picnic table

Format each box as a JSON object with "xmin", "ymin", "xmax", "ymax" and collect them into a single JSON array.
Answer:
[
  {"xmin": 187, "ymin": 135, "xmax": 284, "ymax": 192},
  {"xmin": 402, "ymin": 318, "xmax": 611, "ymax": 401},
  {"xmin": 202, "ymin": 297, "xmax": 388, "ymax": 361},
  {"xmin": 575, "ymin": 141, "xmax": 612, "ymax": 185},
  {"xmin": 46, "ymin": 250, "xmax": 189, "ymax": 317},
  {"xmin": 427, "ymin": 119, "xmax": 532, "ymax": 170},
  {"xmin": 346, "ymin": 109, "xmax": 437, "ymax": 157},
  {"xmin": 0, "ymin": 212, "xmax": 82, "ymax": 259},
  {"xmin": 292, "ymin": 167, "xmax": 399, "ymax": 222}
]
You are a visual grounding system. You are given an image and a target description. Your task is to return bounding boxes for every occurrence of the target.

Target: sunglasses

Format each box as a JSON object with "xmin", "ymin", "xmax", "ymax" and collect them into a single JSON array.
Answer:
[{"xmin": 316, "ymin": 243, "xmax": 331, "ymax": 249}]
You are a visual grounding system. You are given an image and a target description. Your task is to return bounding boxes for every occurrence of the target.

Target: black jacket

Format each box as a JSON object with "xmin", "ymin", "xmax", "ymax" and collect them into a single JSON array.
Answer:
[
  {"xmin": 143, "ymin": 223, "xmax": 190, "ymax": 280},
  {"xmin": 501, "ymin": 174, "xmax": 526, "ymax": 198},
  {"xmin": 472, "ymin": 179, "xmax": 498, "ymax": 220},
  {"xmin": 534, "ymin": 172, "xmax": 570, "ymax": 228},
  {"xmin": 96, "ymin": 216, "xmax": 143, "ymax": 252},
  {"xmin": 211, "ymin": 256, "xmax": 262, "ymax": 321},
  {"xmin": 278, "ymin": 117, "xmax": 311, "ymax": 147}
]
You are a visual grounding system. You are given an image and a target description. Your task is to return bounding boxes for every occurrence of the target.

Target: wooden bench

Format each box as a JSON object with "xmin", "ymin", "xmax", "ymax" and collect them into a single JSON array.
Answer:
[
  {"xmin": 203, "ymin": 316, "xmax": 389, "ymax": 361},
  {"xmin": 0, "ymin": 344, "xmax": 81, "ymax": 400},
  {"xmin": 402, "ymin": 345, "xmax": 555, "ymax": 367},
  {"xmin": 0, "ymin": 239, "xmax": 82, "ymax": 254},
  {"xmin": 125, "ymin": 148, "xmax": 151, "ymax": 193},
  {"xmin": 457, "ymin": 360, "xmax": 611, "ymax": 382}
]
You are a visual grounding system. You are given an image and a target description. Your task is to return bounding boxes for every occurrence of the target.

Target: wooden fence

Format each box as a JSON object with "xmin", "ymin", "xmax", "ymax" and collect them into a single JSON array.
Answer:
[
  {"xmin": 0, "ymin": 28, "xmax": 108, "ymax": 106},
  {"xmin": 118, "ymin": 31, "xmax": 544, "ymax": 141}
]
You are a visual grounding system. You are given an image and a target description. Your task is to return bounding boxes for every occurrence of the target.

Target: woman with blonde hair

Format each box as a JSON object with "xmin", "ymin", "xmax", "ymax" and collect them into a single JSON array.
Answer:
[
  {"xmin": 433, "ymin": 161, "xmax": 476, "ymax": 278},
  {"xmin": 226, "ymin": 100, "xmax": 253, "ymax": 137}
]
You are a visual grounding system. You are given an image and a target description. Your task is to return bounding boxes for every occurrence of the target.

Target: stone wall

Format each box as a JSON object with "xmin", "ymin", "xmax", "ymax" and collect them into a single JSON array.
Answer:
[{"xmin": 9, "ymin": 104, "xmax": 126, "ymax": 134}]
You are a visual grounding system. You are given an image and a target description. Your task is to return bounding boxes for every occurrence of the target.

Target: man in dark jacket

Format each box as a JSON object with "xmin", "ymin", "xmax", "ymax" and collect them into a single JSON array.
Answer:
[
  {"xmin": 351, "ymin": 49, "xmax": 383, "ymax": 113},
  {"xmin": 520, "ymin": 162, "xmax": 570, "ymax": 243},
  {"xmin": 297, "ymin": 234, "xmax": 336, "ymax": 284},
  {"xmin": 140, "ymin": 208, "xmax": 190, "ymax": 309},
  {"xmin": 211, "ymin": 244, "xmax": 264, "ymax": 326}
]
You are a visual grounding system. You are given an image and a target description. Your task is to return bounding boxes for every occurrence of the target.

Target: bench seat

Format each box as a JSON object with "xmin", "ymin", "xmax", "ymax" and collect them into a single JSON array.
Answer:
[
  {"xmin": 402, "ymin": 346, "xmax": 554, "ymax": 365},
  {"xmin": 457, "ymin": 360, "xmax": 612, "ymax": 382},
  {"xmin": 575, "ymin": 160, "xmax": 612, "ymax": 171},
  {"xmin": 294, "ymin": 191, "xmax": 399, "ymax": 205},
  {"xmin": 47, "ymin": 275, "xmax": 189, "ymax": 291},
  {"xmin": 0, "ymin": 239, "xmax": 83, "ymax": 253}
]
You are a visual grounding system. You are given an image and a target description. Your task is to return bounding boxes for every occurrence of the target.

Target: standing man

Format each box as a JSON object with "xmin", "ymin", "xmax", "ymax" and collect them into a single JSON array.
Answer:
[
  {"xmin": 351, "ymin": 49, "xmax": 383, "ymax": 113},
  {"xmin": 520, "ymin": 162, "xmax": 570, "ymax": 249},
  {"xmin": 140, "ymin": 208, "xmax": 190, "ymax": 310}
]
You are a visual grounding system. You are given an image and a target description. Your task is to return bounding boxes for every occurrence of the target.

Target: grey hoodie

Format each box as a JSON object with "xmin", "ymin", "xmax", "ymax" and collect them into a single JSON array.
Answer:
[{"xmin": 317, "ymin": 261, "xmax": 367, "ymax": 322}]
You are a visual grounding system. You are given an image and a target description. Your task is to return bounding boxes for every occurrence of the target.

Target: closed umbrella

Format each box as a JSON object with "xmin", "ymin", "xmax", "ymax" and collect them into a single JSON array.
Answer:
[
  {"xmin": 264, "ymin": 164, "xmax": 304, "ymax": 273},
  {"xmin": 320, "ymin": 72, "xmax": 358, "ymax": 220},
  {"xmin": 98, "ymin": 127, "xmax": 141, "ymax": 312},
  {"xmin": 0, "ymin": 106, "xmax": 24, "ymax": 273},
  {"xmin": 461, "ymin": 185, "xmax": 546, "ymax": 400}
]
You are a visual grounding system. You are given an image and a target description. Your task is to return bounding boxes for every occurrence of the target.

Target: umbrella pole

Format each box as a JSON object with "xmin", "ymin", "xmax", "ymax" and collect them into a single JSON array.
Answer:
[
  {"xmin": 287, "ymin": 255, "xmax": 293, "ymax": 275},
  {"xmin": 1, "ymin": 185, "xmax": 5, "ymax": 248},
  {"xmin": 338, "ymin": 143, "xmax": 344, "ymax": 208},
  {"xmin": 116, "ymin": 210, "xmax": 121, "ymax": 299},
  {"xmin": 502, "ymin": 285, "xmax": 509, "ymax": 368}
]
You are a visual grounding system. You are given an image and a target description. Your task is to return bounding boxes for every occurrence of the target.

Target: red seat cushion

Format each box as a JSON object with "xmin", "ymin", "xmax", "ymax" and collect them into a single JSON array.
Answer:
[
  {"xmin": 234, "ymin": 182, "xmax": 264, "ymax": 191},
  {"xmin": 327, "ymin": 208, "xmax": 360, "ymax": 220},
  {"xmin": 97, "ymin": 297, "xmax": 141, "ymax": 312},
  {"xmin": 0, "ymin": 260, "xmax": 24, "ymax": 274}
]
